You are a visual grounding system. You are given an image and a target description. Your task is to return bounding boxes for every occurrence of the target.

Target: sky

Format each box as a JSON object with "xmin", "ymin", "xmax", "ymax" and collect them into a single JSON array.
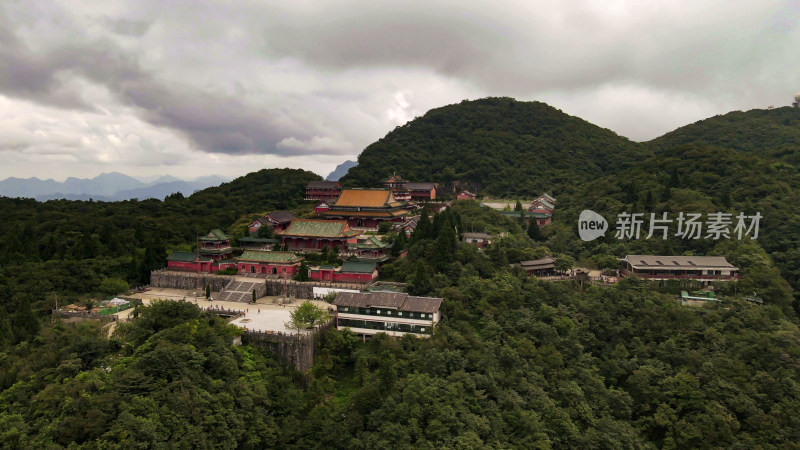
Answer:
[{"xmin": 1, "ymin": 0, "xmax": 799, "ymax": 181}]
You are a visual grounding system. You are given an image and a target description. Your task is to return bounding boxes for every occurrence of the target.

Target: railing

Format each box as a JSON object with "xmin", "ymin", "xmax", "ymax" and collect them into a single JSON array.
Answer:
[
  {"xmin": 51, "ymin": 310, "xmax": 118, "ymax": 322},
  {"xmin": 621, "ymin": 269, "xmax": 740, "ymax": 280},
  {"xmin": 200, "ymin": 306, "xmax": 245, "ymax": 318}
]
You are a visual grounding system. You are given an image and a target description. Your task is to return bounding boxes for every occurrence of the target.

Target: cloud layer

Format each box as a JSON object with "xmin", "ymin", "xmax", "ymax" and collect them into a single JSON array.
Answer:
[{"xmin": 1, "ymin": 0, "xmax": 798, "ymax": 180}]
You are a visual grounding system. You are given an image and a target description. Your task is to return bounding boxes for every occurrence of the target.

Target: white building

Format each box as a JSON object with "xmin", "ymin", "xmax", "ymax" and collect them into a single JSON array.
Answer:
[{"xmin": 333, "ymin": 292, "xmax": 443, "ymax": 338}]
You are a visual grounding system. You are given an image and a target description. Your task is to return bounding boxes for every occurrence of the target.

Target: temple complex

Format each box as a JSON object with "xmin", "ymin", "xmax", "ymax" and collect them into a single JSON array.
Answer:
[
  {"xmin": 276, "ymin": 219, "xmax": 362, "ymax": 250},
  {"xmin": 319, "ymin": 189, "xmax": 411, "ymax": 229}
]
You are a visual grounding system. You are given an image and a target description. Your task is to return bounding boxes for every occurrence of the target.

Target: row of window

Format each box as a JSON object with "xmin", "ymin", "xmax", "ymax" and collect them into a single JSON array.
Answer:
[
  {"xmin": 338, "ymin": 318, "xmax": 432, "ymax": 335},
  {"xmin": 338, "ymin": 306, "xmax": 433, "ymax": 320}
]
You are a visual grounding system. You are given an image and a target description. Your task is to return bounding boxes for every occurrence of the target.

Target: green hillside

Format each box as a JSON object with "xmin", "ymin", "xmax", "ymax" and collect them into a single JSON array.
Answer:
[
  {"xmin": 342, "ymin": 97, "xmax": 650, "ymax": 195},
  {"xmin": 648, "ymin": 106, "xmax": 800, "ymax": 156}
]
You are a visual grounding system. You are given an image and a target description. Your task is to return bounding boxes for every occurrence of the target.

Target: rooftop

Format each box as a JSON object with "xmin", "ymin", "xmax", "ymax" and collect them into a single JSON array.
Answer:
[
  {"xmin": 167, "ymin": 251, "xmax": 213, "ymax": 263},
  {"xmin": 623, "ymin": 255, "xmax": 736, "ymax": 270},
  {"xmin": 334, "ymin": 189, "xmax": 396, "ymax": 208},
  {"xmin": 463, "ymin": 232, "xmax": 491, "ymax": 239},
  {"xmin": 264, "ymin": 210, "xmax": 298, "ymax": 224},
  {"xmin": 334, "ymin": 292, "xmax": 443, "ymax": 313},
  {"xmin": 238, "ymin": 237, "xmax": 280, "ymax": 244},
  {"xmin": 347, "ymin": 236, "xmax": 390, "ymax": 249},
  {"xmin": 199, "ymin": 229, "xmax": 230, "ymax": 241},
  {"xmin": 307, "ymin": 180, "xmax": 341, "ymax": 189},
  {"xmin": 277, "ymin": 219, "xmax": 362, "ymax": 238},
  {"xmin": 236, "ymin": 251, "xmax": 303, "ymax": 264},
  {"xmin": 519, "ymin": 256, "xmax": 556, "ymax": 268},
  {"xmin": 406, "ymin": 182, "xmax": 438, "ymax": 191},
  {"xmin": 339, "ymin": 261, "xmax": 377, "ymax": 273}
]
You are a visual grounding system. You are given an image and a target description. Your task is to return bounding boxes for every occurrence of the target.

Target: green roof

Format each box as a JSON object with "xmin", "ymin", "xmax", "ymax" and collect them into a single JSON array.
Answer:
[
  {"xmin": 199, "ymin": 229, "xmax": 230, "ymax": 241},
  {"xmin": 238, "ymin": 237, "xmax": 280, "ymax": 244},
  {"xmin": 311, "ymin": 265, "xmax": 336, "ymax": 272},
  {"xmin": 237, "ymin": 251, "xmax": 303, "ymax": 264},
  {"xmin": 499, "ymin": 211, "xmax": 551, "ymax": 219},
  {"xmin": 347, "ymin": 236, "xmax": 389, "ymax": 249},
  {"xmin": 200, "ymin": 247, "xmax": 232, "ymax": 254},
  {"xmin": 168, "ymin": 251, "xmax": 197, "ymax": 262},
  {"xmin": 279, "ymin": 219, "xmax": 361, "ymax": 238},
  {"xmin": 340, "ymin": 261, "xmax": 377, "ymax": 274},
  {"xmin": 167, "ymin": 251, "xmax": 212, "ymax": 263}
]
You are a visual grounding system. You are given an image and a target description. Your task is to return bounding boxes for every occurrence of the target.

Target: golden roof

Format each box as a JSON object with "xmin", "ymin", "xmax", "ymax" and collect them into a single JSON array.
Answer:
[{"xmin": 334, "ymin": 189, "xmax": 394, "ymax": 208}]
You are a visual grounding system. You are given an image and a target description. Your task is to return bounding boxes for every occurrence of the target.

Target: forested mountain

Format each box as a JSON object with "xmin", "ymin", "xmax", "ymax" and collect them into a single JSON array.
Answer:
[
  {"xmin": 3, "ymin": 99, "xmax": 800, "ymax": 448},
  {"xmin": 342, "ymin": 97, "xmax": 649, "ymax": 195},
  {"xmin": 648, "ymin": 106, "xmax": 800, "ymax": 154}
]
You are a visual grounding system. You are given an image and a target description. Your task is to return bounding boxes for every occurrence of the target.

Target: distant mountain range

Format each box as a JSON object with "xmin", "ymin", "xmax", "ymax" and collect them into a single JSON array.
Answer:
[
  {"xmin": 326, "ymin": 160, "xmax": 358, "ymax": 181},
  {"xmin": 0, "ymin": 172, "xmax": 230, "ymax": 201}
]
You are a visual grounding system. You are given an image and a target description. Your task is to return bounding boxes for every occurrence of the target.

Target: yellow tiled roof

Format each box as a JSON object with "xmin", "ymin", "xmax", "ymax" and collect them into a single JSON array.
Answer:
[{"xmin": 334, "ymin": 189, "xmax": 393, "ymax": 207}]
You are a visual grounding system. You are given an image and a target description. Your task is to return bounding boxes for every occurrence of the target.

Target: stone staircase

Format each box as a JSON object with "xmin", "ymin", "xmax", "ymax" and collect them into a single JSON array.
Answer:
[{"xmin": 218, "ymin": 279, "xmax": 266, "ymax": 303}]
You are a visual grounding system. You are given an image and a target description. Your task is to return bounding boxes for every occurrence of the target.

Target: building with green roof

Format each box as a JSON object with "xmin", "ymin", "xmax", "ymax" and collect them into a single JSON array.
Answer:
[
  {"xmin": 236, "ymin": 250, "xmax": 304, "ymax": 276},
  {"xmin": 310, "ymin": 261, "xmax": 378, "ymax": 284},
  {"xmin": 346, "ymin": 236, "xmax": 390, "ymax": 262},
  {"xmin": 276, "ymin": 219, "xmax": 362, "ymax": 251},
  {"xmin": 198, "ymin": 229, "xmax": 233, "ymax": 259}
]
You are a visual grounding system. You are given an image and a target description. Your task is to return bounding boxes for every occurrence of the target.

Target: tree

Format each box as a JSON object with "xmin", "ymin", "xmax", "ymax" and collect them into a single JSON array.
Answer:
[
  {"xmin": 514, "ymin": 200, "xmax": 523, "ymax": 211},
  {"xmin": 391, "ymin": 231, "xmax": 407, "ymax": 257},
  {"xmin": 12, "ymin": 296, "xmax": 39, "ymax": 343},
  {"xmin": 99, "ymin": 277, "xmax": 129, "ymax": 296},
  {"xmin": 432, "ymin": 217, "xmax": 457, "ymax": 271},
  {"xmin": 528, "ymin": 222, "xmax": 544, "ymax": 241},
  {"xmin": 377, "ymin": 222, "xmax": 392, "ymax": 234},
  {"xmin": 408, "ymin": 261, "xmax": 431, "ymax": 295},
  {"xmin": 287, "ymin": 301, "xmax": 331, "ymax": 332},
  {"xmin": 257, "ymin": 225, "xmax": 274, "ymax": 239},
  {"xmin": 555, "ymin": 255, "xmax": 575, "ymax": 274},
  {"xmin": 251, "ymin": 289, "xmax": 257, "ymax": 303},
  {"xmin": 294, "ymin": 262, "xmax": 310, "ymax": 282},
  {"xmin": 205, "ymin": 285, "xmax": 210, "ymax": 299}
]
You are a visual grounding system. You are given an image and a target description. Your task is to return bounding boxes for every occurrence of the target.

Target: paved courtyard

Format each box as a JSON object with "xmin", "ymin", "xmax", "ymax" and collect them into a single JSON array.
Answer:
[{"xmin": 121, "ymin": 287, "xmax": 332, "ymax": 334}]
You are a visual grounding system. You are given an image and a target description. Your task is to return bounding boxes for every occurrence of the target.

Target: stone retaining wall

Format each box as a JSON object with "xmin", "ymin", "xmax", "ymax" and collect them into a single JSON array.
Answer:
[{"xmin": 149, "ymin": 270, "xmax": 232, "ymax": 291}]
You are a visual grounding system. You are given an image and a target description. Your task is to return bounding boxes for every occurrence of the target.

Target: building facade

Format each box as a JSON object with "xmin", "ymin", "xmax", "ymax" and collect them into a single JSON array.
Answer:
[
  {"xmin": 248, "ymin": 210, "xmax": 299, "ymax": 234},
  {"xmin": 236, "ymin": 250, "xmax": 304, "ymax": 276},
  {"xmin": 319, "ymin": 189, "xmax": 411, "ymax": 229},
  {"xmin": 276, "ymin": 219, "xmax": 362, "ymax": 250},
  {"xmin": 310, "ymin": 261, "xmax": 378, "ymax": 283},
  {"xmin": 166, "ymin": 251, "xmax": 237, "ymax": 273},
  {"xmin": 305, "ymin": 180, "xmax": 342, "ymax": 201},
  {"xmin": 621, "ymin": 255, "xmax": 740, "ymax": 282},
  {"xmin": 518, "ymin": 256, "xmax": 556, "ymax": 276},
  {"xmin": 462, "ymin": 232, "xmax": 492, "ymax": 248},
  {"xmin": 384, "ymin": 174, "xmax": 411, "ymax": 202},
  {"xmin": 406, "ymin": 182, "xmax": 438, "ymax": 201},
  {"xmin": 456, "ymin": 190, "xmax": 477, "ymax": 200},
  {"xmin": 334, "ymin": 292, "xmax": 443, "ymax": 338},
  {"xmin": 199, "ymin": 229, "xmax": 233, "ymax": 260},
  {"xmin": 346, "ymin": 236, "xmax": 391, "ymax": 262}
]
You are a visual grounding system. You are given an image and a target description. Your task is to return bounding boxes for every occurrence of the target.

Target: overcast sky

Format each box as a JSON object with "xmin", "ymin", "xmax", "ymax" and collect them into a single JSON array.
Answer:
[{"xmin": 1, "ymin": 0, "xmax": 798, "ymax": 181}]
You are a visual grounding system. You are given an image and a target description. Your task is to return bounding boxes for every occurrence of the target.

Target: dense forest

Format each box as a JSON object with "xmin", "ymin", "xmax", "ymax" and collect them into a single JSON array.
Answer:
[
  {"xmin": 341, "ymin": 97, "xmax": 650, "ymax": 195},
  {"xmin": 2, "ymin": 98, "xmax": 800, "ymax": 447}
]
